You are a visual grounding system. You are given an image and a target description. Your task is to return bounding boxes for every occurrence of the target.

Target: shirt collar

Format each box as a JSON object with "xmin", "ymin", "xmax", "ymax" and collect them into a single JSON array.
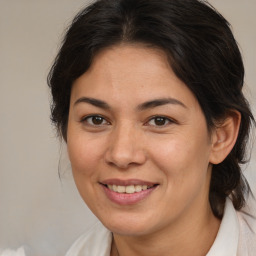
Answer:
[
  {"xmin": 66, "ymin": 198, "xmax": 239, "ymax": 256},
  {"xmin": 206, "ymin": 198, "xmax": 239, "ymax": 256}
]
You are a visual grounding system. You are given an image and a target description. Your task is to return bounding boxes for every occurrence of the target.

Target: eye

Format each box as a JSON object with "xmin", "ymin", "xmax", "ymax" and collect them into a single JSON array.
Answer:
[
  {"xmin": 147, "ymin": 116, "xmax": 174, "ymax": 126},
  {"xmin": 82, "ymin": 115, "xmax": 110, "ymax": 126}
]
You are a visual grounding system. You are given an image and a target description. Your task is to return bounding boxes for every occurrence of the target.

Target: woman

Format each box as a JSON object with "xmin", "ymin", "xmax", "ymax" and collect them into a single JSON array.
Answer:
[{"xmin": 48, "ymin": 0, "xmax": 255, "ymax": 255}]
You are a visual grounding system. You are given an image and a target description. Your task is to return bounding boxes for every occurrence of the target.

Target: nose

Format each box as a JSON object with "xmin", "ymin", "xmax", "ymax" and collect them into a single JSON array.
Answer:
[{"xmin": 104, "ymin": 123, "xmax": 147, "ymax": 169}]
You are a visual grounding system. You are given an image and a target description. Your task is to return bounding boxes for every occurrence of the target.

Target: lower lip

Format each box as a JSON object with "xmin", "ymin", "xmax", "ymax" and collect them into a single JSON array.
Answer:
[{"xmin": 101, "ymin": 185, "xmax": 157, "ymax": 205}]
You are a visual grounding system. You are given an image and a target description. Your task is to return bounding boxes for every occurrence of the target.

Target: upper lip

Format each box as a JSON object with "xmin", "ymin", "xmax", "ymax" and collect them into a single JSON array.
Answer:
[{"xmin": 100, "ymin": 179, "xmax": 158, "ymax": 186}]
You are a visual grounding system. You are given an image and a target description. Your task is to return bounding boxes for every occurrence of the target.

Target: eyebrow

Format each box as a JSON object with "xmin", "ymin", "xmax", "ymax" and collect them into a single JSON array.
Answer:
[
  {"xmin": 137, "ymin": 98, "xmax": 187, "ymax": 110},
  {"xmin": 74, "ymin": 97, "xmax": 110, "ymax": 109},
  {"xmin": 74, "ymin": 97, "xmax": 187, "ymax": 110}
]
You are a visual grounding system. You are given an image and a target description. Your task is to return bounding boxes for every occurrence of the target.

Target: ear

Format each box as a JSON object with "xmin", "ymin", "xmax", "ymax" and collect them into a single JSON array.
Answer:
[{"xmin": 209, "ymin": 110, "xmax": 241, "ymax": 164}]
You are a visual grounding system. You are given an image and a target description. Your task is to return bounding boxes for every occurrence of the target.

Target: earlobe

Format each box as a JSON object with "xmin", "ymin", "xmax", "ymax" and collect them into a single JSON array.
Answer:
[{"xmin": 209, "ymin": 111, "xmax": 241, "ymax": 164}]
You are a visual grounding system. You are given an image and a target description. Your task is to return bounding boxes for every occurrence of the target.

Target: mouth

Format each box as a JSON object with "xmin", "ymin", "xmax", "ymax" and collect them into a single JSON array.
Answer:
[
  {"xmin": 99, "ymin": 179, "xmax": 159, "ymax": 205},
  {"xmin": 101, "ymin": 184, "xmax": 157, "ymax": 194}
]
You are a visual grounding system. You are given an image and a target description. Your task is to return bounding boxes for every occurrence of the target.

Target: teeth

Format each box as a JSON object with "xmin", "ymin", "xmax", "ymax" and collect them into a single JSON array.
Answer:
[
  {"xmin": 126, "ymin": 185, "xmax": 135, "ymax": 194},
  {"xmin": 107, "ymin": 184, "xmax": 153, "ymax": 194},
  {"xmin": 117, "ymin": 185, "xmax": 126, "ymax": 193},
  {"xmin": 135, "ymin": 185, "xmax": 142, "ymax": 192}
]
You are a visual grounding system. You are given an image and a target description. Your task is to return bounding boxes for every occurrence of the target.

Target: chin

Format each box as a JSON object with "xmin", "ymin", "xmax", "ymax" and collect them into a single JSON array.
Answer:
[
  {"xmin": 107, "ymin": 224, "xmax": 151, "ymax": 237},
  {"xmin": 99, "ymin": 213, "xmax": 157, "ymax": 236}
]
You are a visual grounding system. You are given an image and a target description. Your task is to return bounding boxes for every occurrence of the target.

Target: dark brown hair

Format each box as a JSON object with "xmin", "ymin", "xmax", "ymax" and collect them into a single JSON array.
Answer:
[{"xmin": 48, "ymin": 0, "xmax": 255, "ymax": 218}]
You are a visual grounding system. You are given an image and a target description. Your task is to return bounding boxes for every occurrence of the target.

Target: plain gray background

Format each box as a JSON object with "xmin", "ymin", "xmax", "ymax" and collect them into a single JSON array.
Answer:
[{"xmin": 0, "ymin": 1, "xmax": 255, "ymax": 255}]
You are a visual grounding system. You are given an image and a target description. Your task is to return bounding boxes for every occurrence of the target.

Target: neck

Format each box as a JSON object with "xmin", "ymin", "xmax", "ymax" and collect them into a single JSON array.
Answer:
[{"xmin": 111, "ymin": 203, "xmax": 220, "ymax": 256}]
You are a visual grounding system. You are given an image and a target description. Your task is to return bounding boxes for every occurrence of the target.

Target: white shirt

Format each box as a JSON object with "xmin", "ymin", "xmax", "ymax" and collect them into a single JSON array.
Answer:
[{"xmin": 66, "ymin": 199, "xmax": 256, "ymax": 256}]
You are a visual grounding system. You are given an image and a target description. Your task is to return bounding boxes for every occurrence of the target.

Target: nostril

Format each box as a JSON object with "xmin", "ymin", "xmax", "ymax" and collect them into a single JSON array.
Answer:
[{"xmin": 104, "ymin": 146, "xmax": 147, "ymax": 169}]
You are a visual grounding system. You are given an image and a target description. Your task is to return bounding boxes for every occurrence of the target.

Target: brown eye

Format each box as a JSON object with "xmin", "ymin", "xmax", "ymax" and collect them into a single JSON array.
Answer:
[
  {"xmin": 147, "ymin": 116, "xmax": 173, "ymax": 126},
  {"xmin": 83, "ymin": 115, "xmax": 109, "ymax": 126},
  {"xmin": 154, "ymin": 117, "xmax": 167, "ymax": 126},
  {"xmin": 91, "ymin": 116, "xmax": 104, "ymax": 125}
]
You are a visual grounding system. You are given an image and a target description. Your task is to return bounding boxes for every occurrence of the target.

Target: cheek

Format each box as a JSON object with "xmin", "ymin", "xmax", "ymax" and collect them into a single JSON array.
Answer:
[
  {"xmin": 149, "ymin": 134, "xmax": 211, "ymax": 186},
  {"xmin": 67, "ymin": 131, "xmax": 103, "ymax": 178},
  {"xmin": 150, "ymin": 139, "xmax": 212, "ymax": 220},
  {"xmin": 67, "ymin": 133, "xmax": 102, "ymax": 204}
]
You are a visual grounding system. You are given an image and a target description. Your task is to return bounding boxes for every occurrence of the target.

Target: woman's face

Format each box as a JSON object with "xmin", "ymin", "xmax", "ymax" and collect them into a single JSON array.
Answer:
[{"xmin": 67, "ymin": 44, "xmax": 215, "ymax": 236}]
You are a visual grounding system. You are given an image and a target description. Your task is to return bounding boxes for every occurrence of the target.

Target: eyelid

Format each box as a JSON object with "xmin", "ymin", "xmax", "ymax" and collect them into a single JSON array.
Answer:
[
  {"xmin": 80, "ymin": 114, "xmax": 111, "ymax": 126},
  {"xmin": 144, "ymin": 115, "xmax": 177, "ymax": 127}
]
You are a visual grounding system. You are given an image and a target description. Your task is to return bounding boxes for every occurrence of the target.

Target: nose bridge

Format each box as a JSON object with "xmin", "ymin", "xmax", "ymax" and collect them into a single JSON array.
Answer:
[{"xmin": 105, "ymin": 120, "xmax": 145, "ymax": 168}]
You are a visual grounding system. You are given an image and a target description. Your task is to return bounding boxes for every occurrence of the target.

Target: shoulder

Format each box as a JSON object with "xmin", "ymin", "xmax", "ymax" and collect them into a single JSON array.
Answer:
[
  {"xmin": 65, "ymin": 221, "xmax": 112, "ymax": 256},
  {"xmin": 207, "ymin": 198, "xmax": 256, "ymax": 256},
  {"xmin": 236, "ymin": 199, "xmax": 256, "ymax": 255}
]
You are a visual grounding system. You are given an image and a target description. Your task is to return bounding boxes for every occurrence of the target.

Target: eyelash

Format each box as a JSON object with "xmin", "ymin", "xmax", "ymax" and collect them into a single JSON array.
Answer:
[
  {"xmin": 146, "ymin": 115, "xmax": 176, "ymax": 127},
  {"xmin": 81, "ymin": 115, "xmax": 175, "ymax": 127},
  {"xmin": 81, "ymin": 115, "xmax": 110, "ymax": 126}
]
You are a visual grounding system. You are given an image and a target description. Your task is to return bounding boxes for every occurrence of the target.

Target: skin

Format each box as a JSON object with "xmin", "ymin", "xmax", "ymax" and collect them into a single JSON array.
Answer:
[{"xmin": 67, "ymin": 44, "xmax": 222, "ymax": 256}]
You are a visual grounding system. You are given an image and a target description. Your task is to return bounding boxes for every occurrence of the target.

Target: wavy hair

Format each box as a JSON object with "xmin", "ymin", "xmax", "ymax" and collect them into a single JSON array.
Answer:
[{"xmin": 48, "ymin": 0, "xmax": 255, "ymax": 218}]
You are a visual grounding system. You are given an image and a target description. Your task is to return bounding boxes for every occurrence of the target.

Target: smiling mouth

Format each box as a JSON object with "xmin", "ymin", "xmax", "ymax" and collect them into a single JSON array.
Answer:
[
  {"xmin": 101, "ymin": 184, "xmax": 158, "ymax": 194},
  {"xmin": 100, "ymin": 180, "xmax": 159, "ymax": 205}
]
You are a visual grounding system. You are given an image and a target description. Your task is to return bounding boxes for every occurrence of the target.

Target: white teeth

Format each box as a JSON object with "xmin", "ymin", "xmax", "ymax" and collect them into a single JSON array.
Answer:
[
  {"xmin": 117, "ymin": 185, "xmax": 126, "ymax": 193},
  {"xmin": 135, "ymin": 185, "xmax": 142, "ymax": 192},
  {"xmin": 126, "ymin": 185, "xmax": 135, "ymax": 194},
  {"xmin": 107, "ymin": 184, "xmax": 153, "ymax": 194}
]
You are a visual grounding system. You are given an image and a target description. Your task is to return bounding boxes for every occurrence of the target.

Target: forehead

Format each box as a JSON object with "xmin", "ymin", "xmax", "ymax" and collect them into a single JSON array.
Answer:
[
  {"xmin": 71, "ymin": 44, "xmax": 199, "ymax": 110},
  {"xmin": 91, "ymin": 43, "xmax": 170, "ymax": 70}
]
